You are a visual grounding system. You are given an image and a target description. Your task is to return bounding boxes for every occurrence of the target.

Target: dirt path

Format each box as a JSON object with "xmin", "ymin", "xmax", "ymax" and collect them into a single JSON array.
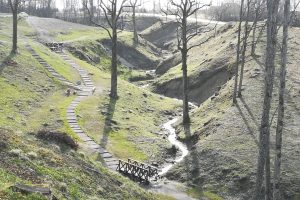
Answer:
[{"xmin": 56, "ymin": 51, "xmax": 119, "ymax": 171}]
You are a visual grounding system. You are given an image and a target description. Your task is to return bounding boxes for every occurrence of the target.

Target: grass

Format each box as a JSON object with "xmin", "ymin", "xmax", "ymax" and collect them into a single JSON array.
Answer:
[
  {"xmin": 186, "ymin": 187, "xmax": 223, "ymax": 200},
  {"xmin": 156, "ymin": 23, "xmax": 237, "ymax": 85},
  {"xmin": 0, "ymin": 46, "xmax": 55, "ymax": 131},
  {"xmin": 0, "ymin": 162, "xmax": 47, "ymax": 200},
  {"xmin": 0, "ymin": 16, "xmax": 177, "ymax": 199},
  {"xmin": 29, "ymin": 41, "xmax": 81, "ymax": 83},
  {"xmin": 66, "ymin": 38, "xmax": 154, "ymax": 81},
  {"xmin": 56, "ymin": 27, "xmax": 160, "ymax": 81},
  {"xmin": 56, "ymin": 28, "xmax": 107, "ymax": 42},
  {"xmin": 69, "ymin": 52, "xmax": 181, "ymax": 161},
  {"xmin": 0, "ymin": 168, "xmax": 18, "ymax": 191}
]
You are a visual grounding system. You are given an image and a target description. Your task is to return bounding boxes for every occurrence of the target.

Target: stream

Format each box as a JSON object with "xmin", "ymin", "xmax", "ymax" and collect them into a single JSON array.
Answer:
[
  {"xmin": 147, "ymin": 112, "xmax": 196, "ymax": 200},
  {"xmin": 116, "ymin": 51, "xmax": 197, "ymax": 199},
  {"xmin": 159, "ymin": 117, "xmax": 189, "ymax": 175}
]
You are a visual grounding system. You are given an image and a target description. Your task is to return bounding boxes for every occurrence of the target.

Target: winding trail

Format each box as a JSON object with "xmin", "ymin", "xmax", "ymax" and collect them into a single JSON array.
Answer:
[
  {"xmin": 25, "ymin": 44, "xmax": 79, "ymax": 91},
  {"xmin": 56, "ymin": 51, "xmax": 119, "ymax": 171},
  {"xmin": 26, "ymin": 43, "xmax": 118, "ymax": 170}
]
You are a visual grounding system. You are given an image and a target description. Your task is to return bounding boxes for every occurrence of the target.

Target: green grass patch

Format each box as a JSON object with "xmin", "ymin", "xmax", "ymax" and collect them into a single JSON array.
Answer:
[
  {"xmin": 29, "ymin": 41, "xmax": 81, "ymax": 83},
  {"xmin": 56, "ymin": 28, "xmax": 107, "ymax": 42},
  {"xmin": 0, "ymin": 168, "xmax": 18, "ymax": 191},
  {"xmin": 109, "ymin": 131, "xmax": 148, "ymax": 161},
  {"xmin": 187, "ymin": 187, "xmax": 223, "ymax": 200}
]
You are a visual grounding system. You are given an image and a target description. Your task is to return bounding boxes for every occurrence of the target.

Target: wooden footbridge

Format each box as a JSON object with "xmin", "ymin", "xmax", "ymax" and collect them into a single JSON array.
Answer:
[
  {"xmin": 46, "ymin": 42, "xmax": 64, "ymax": 52},
  {"xmin": 116, "ymin": 159, "xmax": 159, "ymax": 183}
]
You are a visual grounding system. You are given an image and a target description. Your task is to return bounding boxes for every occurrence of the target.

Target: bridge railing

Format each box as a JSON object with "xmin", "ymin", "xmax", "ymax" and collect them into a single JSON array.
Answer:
[{"xmin": 116, "ymin": 158, "xmax": 159, "ymax": 183}]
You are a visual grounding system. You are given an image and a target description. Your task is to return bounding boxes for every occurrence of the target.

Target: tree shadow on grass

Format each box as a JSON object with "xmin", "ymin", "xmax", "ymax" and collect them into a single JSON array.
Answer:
[
  {"xmin": 240, "ymin": 96, "xmax": 259, "ymax": 127},
  {"xmin": 100, "ymin": 96, "xmax": 117, "ymax": 148},
  {"xmin": 236, "ymin": 101, "xmax": 259, "ymax": 146},
  {"xmin": 0, "ymin": 52, "xmax": 16, "ymax": 74},
  {"xmin": 183, "ymin": 123, "xmax": 201, "ymax": 185}
]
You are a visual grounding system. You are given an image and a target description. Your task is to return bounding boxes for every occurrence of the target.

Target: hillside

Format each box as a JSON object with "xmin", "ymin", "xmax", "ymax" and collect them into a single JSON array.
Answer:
[
  {"xmin": 0, "ymin": 12, "xmax": 299, "ymax": 200},
  {"xmin": 0, "ymin": 16, "xmax": 176, "ymax": 200},
  {"xmin": 140, "ymin": 21, "xmax": 300, "ymax": 199}
]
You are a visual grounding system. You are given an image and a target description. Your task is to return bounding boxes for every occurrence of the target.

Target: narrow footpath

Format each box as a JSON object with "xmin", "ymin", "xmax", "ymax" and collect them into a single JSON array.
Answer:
[
  {"xmin": 56, "ymin": 50, "xmax": 119, "ymax": 171},
  {"xmin": 25, "ymin": 44, "xmax": 79, "ymax": 90},
  {"xmin": 26, "ymin": 44, "xmax": 118, "ymax": 171}
]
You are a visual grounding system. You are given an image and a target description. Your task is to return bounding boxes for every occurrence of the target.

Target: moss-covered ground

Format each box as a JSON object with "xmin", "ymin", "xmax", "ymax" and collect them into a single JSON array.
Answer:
[{"xmin": 0, "ymin": 16, "xmax": 176, "ymax": 199}]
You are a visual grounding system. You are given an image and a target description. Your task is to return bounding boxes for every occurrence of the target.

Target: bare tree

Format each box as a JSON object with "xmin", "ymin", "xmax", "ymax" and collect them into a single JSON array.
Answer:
[
  {"xmin": 208, "ymin": 2, "xmax": 240, "ymax": 21},
  {"xmin": 85, "ymin": 0, "xmax": 128, "ymax": 98},
  {"xmin": 8, "ymin": 0, "xmax": 23, "ymax": 54},
  {"xmin": 254, "ymin": 0, "xmax": 280, "ymax": 198},
  {"xmin": 233, "ymin": 0, "xmax": 244, "ymax": 104},
  {"xmin": 163, "ymin": 0, "xmax": 213, "ymax": 124},
  {"xmin": 273, "ymin": 0, "xmax": 290, "ymax": 199},
  {"xmin": 237, "ymin": 0, "xmax": 251, "ymax": 97},
  {"xmin": 128, "ymin": 0, "xmax": 141, "ymax": 45},
  {"xmin": 251, "ymin": 0, "xmax": 266, "ymax": 55}
]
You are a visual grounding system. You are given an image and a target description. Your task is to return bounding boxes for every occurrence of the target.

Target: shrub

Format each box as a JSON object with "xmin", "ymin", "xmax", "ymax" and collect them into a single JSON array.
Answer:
[{"xmin": 36, "ymin": 130, "xmax": 78, "ymax": 150}]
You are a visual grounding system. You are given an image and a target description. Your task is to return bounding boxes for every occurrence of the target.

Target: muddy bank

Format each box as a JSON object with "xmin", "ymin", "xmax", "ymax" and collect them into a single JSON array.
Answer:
[
  {"xmin": 153, "ymin": 59, "xmax": 234, "ymax": 104},
  {"xmin": 141, "ymin": 21, "xmax": 179, "ymax": 50},
  {"xmin": 65, "ymin": 39, "xmax": 160, "ymax": 70},
  {"xmin": 125, "ymin": 16, "xmax": 162, "ymax": 32},
  {"xmin": 101, "ymin": 39, "xmax": 159, "ymax": 70},
  {"xmin": 156, "ymin": 52, "xmax": 182, "ymax": 75}
]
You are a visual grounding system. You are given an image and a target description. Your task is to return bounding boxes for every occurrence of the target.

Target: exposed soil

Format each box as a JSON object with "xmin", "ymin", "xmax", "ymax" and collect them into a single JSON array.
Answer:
[
  {"xmin": 102, "ymin": 39, "xmax": 159, "ymax": 70},
  {"xmin": 125, "ymin": 16, "xmax": 161, "ymax": 32},
  {"xmin": 141, "ymin": 21, "xmax": 179, "ymax": 50},
  {"xmin": 154, "ymin": 56, "xmax": 234, "ymax": 104}
]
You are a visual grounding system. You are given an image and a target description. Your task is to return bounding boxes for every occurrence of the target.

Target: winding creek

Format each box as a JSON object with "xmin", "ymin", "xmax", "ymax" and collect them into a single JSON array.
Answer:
[{"xmin": 159, "ymin": 117, "xmax": 189, "ymax": 175}]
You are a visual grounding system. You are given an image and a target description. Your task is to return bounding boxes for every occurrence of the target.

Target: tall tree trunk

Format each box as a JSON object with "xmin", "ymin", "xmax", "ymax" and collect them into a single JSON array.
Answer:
[
  {"xmin": 254, "ymin": 0, "xmax": 280, "ymax": 198},
  {"xmin": 182, "ymin": 13, "xmax": 189, "ymax": 124},
  {"xmin": 251, "ymin": 11, "xmax": 258, "ymax": 56},
  {"xmin": 12, "ymin": 4, "xmax": 18, "ymax": 54},
  {"xmin": 132, "ymin": 6, "xmax": 138, "ymax": 45},
  {"xmin": 110, "ymin": 1, "xmax": 118, "ymax": 99},
  {"xmin": 89, "ymin": 0, "xmax": 94, "ymax": 25},
  {"xmin": 233, "ymin": 0, "xmax": 244, "ymax": 104},
  {"xmin": 110, "ymin": 26, "xmax": 118, "ymax": 99},
  {"xmin": 182, "ymin": 49, "xmax": 189, "ymax": 124},
  {"xmin": 238, "ymin": 0, "xmax": 251, "ymax": 97},
  {"xmin": 273, "ymin": 0, "xmax": 290, "ymax": 199}
]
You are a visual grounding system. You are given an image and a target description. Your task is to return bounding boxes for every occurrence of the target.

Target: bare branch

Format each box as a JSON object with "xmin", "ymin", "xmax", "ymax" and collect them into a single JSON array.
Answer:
[{"xmin": 83, "ymin": 0, "xmax": 113, "ymax": 39}]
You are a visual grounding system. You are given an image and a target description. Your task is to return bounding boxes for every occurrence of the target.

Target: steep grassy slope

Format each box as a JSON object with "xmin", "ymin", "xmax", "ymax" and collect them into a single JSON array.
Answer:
[
  {"xmin": 166, "ymin": 26, "xmax": 300, "ymax": 200},
  {"xmin": 65, "ymin": 50, "xmax": 181, "ymax": 164},
  {"xmin": 0, "ymin": 17, "xmax": 174, "ymax": 200},
  {"xmin": 143, "ymin": 22, "xmax": 237, "ymax": 105},
  {"xmin": 29, "ymin": 17, "xmax": 183, "ymax": 164}
]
